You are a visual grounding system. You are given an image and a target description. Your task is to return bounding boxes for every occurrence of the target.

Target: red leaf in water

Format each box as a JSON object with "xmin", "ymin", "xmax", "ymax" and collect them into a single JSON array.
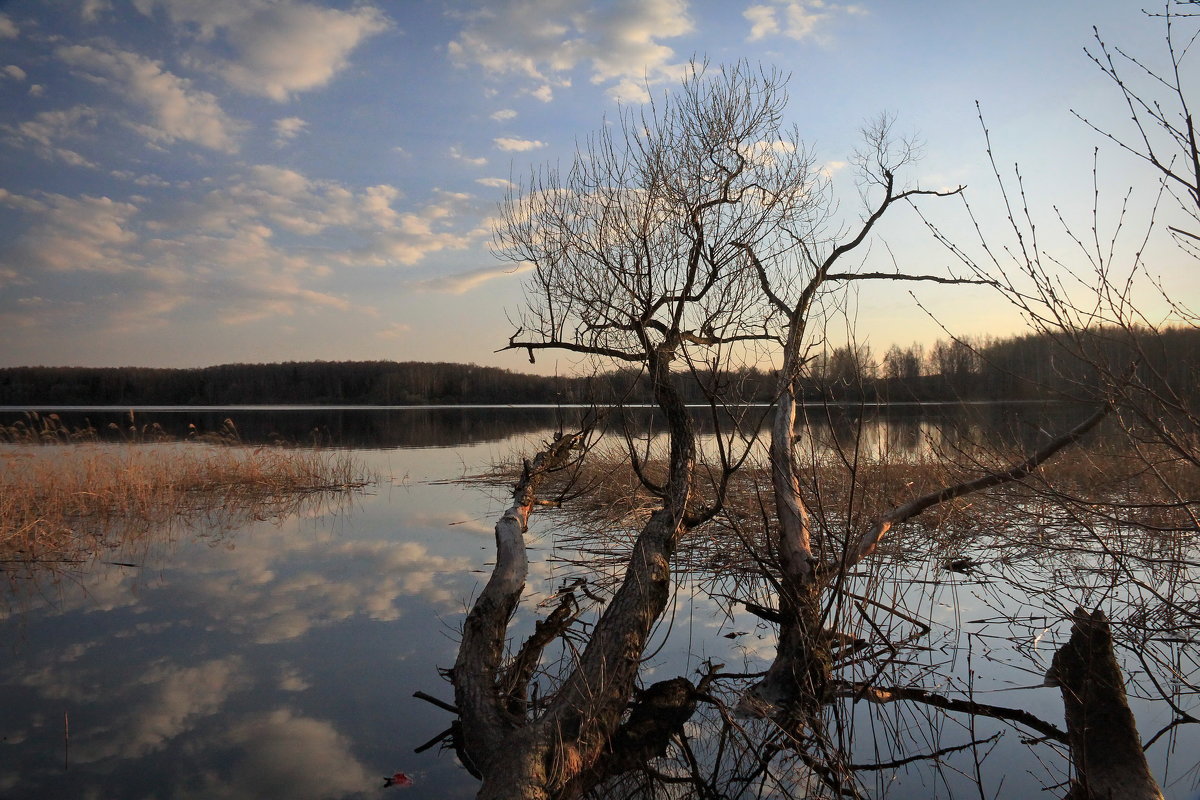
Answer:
[{"xmin": 384, "ymin": 772, "xmax": 414, "ymax": 788}]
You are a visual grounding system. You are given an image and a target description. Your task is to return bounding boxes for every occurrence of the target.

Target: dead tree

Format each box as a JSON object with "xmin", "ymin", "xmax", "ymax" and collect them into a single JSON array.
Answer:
[
  {"xmin": 727, "ymin": 116, "xmax": 1037, "ymax": 718},
  {"xmin": 452, "ymin": 62, "xmax": 826, "ymax": 800}
]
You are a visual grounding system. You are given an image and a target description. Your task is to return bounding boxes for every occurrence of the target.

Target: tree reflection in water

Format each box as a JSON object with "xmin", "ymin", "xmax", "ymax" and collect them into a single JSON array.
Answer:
[{"xmin": 445, "ymin": 414, "xmax": 1197, "ymax": 799}]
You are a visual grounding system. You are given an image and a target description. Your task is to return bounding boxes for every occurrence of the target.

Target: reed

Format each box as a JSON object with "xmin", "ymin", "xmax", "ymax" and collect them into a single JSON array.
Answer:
[
  {"xmin": 476, "ymin": 434, "xmax": 1200, "ymax": 592},
  {"xmin": 0, "ymin": 442, "xmax": 372, "ymax": 567}
]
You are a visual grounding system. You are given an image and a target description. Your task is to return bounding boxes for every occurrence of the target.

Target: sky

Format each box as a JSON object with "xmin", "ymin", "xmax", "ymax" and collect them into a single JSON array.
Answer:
[{"xmin": 0, "ymin": 0, "xmax": 1195, "ymax": 373}]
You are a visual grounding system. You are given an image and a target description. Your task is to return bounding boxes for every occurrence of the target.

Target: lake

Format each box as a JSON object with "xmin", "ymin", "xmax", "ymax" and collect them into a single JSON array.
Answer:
[{"xmin": 1, "ymin": 405, "xmax": 1197, "ymax": 799}]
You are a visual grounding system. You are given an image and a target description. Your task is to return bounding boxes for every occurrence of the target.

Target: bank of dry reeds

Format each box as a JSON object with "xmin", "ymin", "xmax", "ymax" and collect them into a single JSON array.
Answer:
[
  {"xmin": 479, "ymin": 434, "xmax": 1200, "ymax": 593},
  {"xmin": 1, "ymin": 442, "xmax": 371, "ymax": 567}
]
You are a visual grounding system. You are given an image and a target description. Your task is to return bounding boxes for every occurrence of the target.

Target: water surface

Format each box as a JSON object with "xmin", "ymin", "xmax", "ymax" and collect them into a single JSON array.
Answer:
[{"xmin": 1, "ymin": 406, "xmax": 1196, "ymax": 799}]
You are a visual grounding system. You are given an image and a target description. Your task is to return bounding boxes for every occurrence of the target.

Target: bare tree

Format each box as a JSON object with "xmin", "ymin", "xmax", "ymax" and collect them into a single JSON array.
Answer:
[
  {"xmin": 910, "ymin": 4, "xmax": 1200, "ymax": 795},
  {"xmin": 727, "ymin": 115, "xmax": 1018, "ymax": 720},
  {"xmin": 920, "ymin": 3, "xmax": 1199, "ymax": 529},
  {"xmin": 452, "ymin": 62, "xmax": 828, "ymax": 800}
]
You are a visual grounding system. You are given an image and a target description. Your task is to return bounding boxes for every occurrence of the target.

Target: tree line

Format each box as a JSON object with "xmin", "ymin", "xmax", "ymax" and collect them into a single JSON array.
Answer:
[{"xmin": 1, "ymin": 325, "xmax": 1195, "ymax": 407}]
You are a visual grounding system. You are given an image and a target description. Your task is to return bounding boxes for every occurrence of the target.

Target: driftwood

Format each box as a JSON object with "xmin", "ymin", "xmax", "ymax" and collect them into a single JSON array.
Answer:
[{"xmin": 1047, "ymin": 607, "xmax": 1164, "ymax": 800}]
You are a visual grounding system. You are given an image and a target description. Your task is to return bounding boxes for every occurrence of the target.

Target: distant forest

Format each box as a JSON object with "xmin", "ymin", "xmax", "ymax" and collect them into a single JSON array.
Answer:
[{"xmin": 1, "ymin": 327, "xmax": 1196, "ymax": 407}]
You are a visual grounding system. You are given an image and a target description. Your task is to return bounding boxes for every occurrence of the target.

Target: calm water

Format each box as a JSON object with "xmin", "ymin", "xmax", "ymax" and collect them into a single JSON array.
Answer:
[{"xmin": 1, "ymin": 406, "xmax": 1196, "ymax": 799}]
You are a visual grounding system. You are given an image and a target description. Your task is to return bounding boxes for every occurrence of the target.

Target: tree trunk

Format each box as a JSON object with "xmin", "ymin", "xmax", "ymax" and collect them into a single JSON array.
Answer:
[
  {"xmin": 1048, "ymin": 607, "xmax": 1164, "ymax": 800},
  {"xmin": 737, "ymin": 580, "xmax": 830, "ymax": 718},
  {"xmin": 453, "ymin": 347, "xmax": 700, "ymax": 799}
]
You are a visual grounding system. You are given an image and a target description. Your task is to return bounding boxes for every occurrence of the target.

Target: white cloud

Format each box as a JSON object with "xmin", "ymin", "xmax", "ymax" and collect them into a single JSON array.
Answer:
[
  {"xmin": 744, "ymin": 0, "xmax": 866, "ymax": 42},
  {"xmin": 490, "ymin": 108, "xmax": 517, "ymax": 122},
  {"xmin": 81, "ymin": 0, "xmax": 114, "ymax": 22},
  {"xmin": 131, "ymin": 0, "xmax": 264, "ymax": 38},
  {"xmin": 0, "ymin": 167, "xmax": 491, "ymax": 341},
  {"xmin": 413, "ymin": 262, "xmax": 532, "ymax": 294},
  {"xmin": 56, "ymin": 44, "xmax": 243, "ymax": 152},
  {"xmin": 28, "ymin": 84, "xmax": 44, "ymax": 97},
  {"xmin": 273, "ymin": 116, "xmax": 308, "ymax": 144},
  {"xmin": 450, "ymin": 145, "xmax": 488, "ymax": 166},
  {"xmin": 743, "ymin": 4, "xmax": 779, "ymax": 39},
  {"xmin": 352, "ymin": 190, "xmax": 489, "ymax": 267},
  {"xmin": 20, "ymin": 656, "xmax": 251, "ymax": 762},
  {"xmin": 528, "ymin": 83, "xmax": 554, "ymax": 103},
  {"xmin": 3, "ymin": 105, "xmax": 99, "ymax": 166},
  {"xmin": 448, "ymin": 0, "xmax": 693, "ymax": 102},
  {"xmin": 494, "ymin": 136, "xmax": 546, "ymax": 152},
  {"xmin": 0, "ymin": 14, "xmax": 17, "ymax": 39},
  {"xmin": 197, "ymin": 709, "xmax": 374, "ymax": 799},
  {"xmin": 137, "ymin": 1, "xmax": 388, "ymax": 101},
  {"xmin": 3, "ymin": 65, "xmax": 26, "ymax": 81},
  {"xmin": 7, "ymin": 191, "xmax": 139, "ymax": 273},
  {"xmin": 476, "ymin": 177, "xmax": 514, "ymax": 189},
  {"xmin": 740, "ymin": 139, "xmax": 797, "ymax": 167},
  {"xmin": 77, "ymin": 658, "xmax": 249, "ymax": 762},
  {"xmin": 820, "ymin": 159, "xmax": 848, "ymax": 178}
]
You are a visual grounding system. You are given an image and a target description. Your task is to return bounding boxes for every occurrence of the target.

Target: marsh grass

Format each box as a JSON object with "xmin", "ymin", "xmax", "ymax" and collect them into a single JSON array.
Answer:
[
  {"xmin": 0, "ymin": 410, "xmax": 247, "ymax": 445},
  {"xmin": 476, "ymin": 434, "xmax": 1200, "ymax": 595},
  {"xmin": 0, "ymin": 442, "xmax": 372, "ymax": 569}
]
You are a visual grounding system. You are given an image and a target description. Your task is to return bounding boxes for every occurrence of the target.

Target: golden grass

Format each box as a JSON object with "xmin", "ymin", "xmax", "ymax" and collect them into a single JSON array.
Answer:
[
  {"xmin": 1, "ymin": 443, "xmax": 372, "ymax": 567},
  {"xmin": 477, "ymin": 435, "xmax": 1200, "ymax": 592}
]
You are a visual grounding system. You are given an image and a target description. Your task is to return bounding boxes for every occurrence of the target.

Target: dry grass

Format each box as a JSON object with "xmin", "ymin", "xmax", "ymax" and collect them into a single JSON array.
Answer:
[
  {"xmin": 1, "ymin": 410, "xmax": 244, "ymax": 445},
  {"xmin": 477, "ymin": 435, "xmax": 1200, "ymax": 593},
  {"xmin": 1, "ymin": 442, "xmax": 372, "ymax": 567}
]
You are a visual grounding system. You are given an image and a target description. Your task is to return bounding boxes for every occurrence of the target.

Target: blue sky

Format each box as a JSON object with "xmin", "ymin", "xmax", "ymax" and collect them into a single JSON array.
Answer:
[{"xmin": 0, "ymin": 0, "xmax": 1194, "ymax": 372}]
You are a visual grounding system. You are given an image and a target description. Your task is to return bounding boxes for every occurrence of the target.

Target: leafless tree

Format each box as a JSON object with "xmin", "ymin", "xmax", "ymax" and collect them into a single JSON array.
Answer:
[
  {"xmin": 452, "ymin": 61, "xmax": 831, "ymax": 800},
  {"xmin": 909, "ymin": 4, "xmax": 1200, "ymax": 795}
]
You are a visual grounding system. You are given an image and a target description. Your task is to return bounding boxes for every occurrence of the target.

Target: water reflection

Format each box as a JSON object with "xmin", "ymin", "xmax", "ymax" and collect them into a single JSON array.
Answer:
[
  {"xmin": 0, "ymin": 443, "xmax": 490, "ymax": 799},
  {"xmin": 2, "ymin": 400, "xmax": 1081, "ymax": 452},
  {"xmin": 1, "ymin": 407, "xmax": 1195, "ymax": 799}
]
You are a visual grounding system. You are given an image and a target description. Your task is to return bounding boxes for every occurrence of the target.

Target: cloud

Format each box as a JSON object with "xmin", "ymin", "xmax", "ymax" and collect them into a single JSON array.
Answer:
[
  {"xmin": 490, "ymin": 108, "xmax": 517, "ymax": 122},
  {"xmin": 56, "ymin": 44, "xmax": 243, "ymax": 152},
  {"xmin": 413, "ymin": 262, "xmax": 532, "ymax": 294},
  {"xmin": 81, "ymin": 0, "xmax": 114, "ymax": 22},
  {"xmin": 175, "ymin": 538, "xmax": 475, "ymax": 643},
  {"xmin": 448, "ymin": 0, "xmax": 693, "ymax": 102},
  {"xmin": 98, "ymin": 658, "xmax": 249, "ymax": 760},
  {"xmin": 820, "ymin": 159, "xmax": 848, "ymax": 178},
  {"xmin": 494, "ymin": 136, "xmax": 546, "ymax": 152},
  {"xmin": 25, "ymin": 656, "xmax": 252, "ymax": 762},
  {"xmin": 0, "ymin": 14, "xmax": 17, "ymax": 39},
  {"xmin": 376, "ymin": 322, "xmax": 410, "ymax": 339},
  {"xmin": 5, "ymin": 191, "xmax": 139, "ymax": 273},
  {"xmin": 345, "ymin": 189, "xmax": 491, "ymax": 267},
  {"xmin": 744, "ymin": 0, "xmax": 866, "ymax": 42},
  {"xmin": 131, "ymin": 0, "xmax": 264, "ymax": 38},
  {"xmin": 273, "ymin": 116, "xmax": 307, "ymax": 144},
  {"xmin": 0, "ymin": 167, "xmax": 491, "ymax": 343},
  {"xmin": 216, "ymin": 4, "xmax": 389, "ymax": 101},
  {"xmin": 3, "ymin": 65, "xmax": 26, "ymax": 81},
  {"xmin": 476, "ymin": 177, "xmax": 514, "ymax": 189},
  {"xmin": 740, "ymin": 139, "xmax": 797, "ymax": 167},
  {"xmin": 450, "ymin": 145, "xmax": 488, "ymax": 166},
  {"xmin": 744, "ymin": 4, "xmax": 779, "ymax": 39},
  {"xmin": 135, "ymin": 1, "xmax": 389, "ymax": 101},
  {"xmin": 3, "ymin": 105, "xmax": 99, "ymax": 166},
  {"xmin": 197, "ymin": 709, "xmax": 374, "ymax": 800}
]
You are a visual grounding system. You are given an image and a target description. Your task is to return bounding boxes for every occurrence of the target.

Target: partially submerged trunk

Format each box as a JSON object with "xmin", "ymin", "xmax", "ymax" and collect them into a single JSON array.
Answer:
[
  {"xmin": 1048, "ymin": 607, "xmax": 1164, "ymax": 800},
  {"xmin": 453, "ymin": 432, "xmax": 580, "ymax": 794},
  {"xmin": 452, "ymin": 350, "xmax": 701, "ymax": 799}
]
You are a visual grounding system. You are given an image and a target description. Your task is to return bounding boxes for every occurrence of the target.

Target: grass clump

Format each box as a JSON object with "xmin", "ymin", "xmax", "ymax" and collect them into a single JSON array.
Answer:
[{"xmin": 1, "ymin": 443, "xmax": 372, "ymax": 568}]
